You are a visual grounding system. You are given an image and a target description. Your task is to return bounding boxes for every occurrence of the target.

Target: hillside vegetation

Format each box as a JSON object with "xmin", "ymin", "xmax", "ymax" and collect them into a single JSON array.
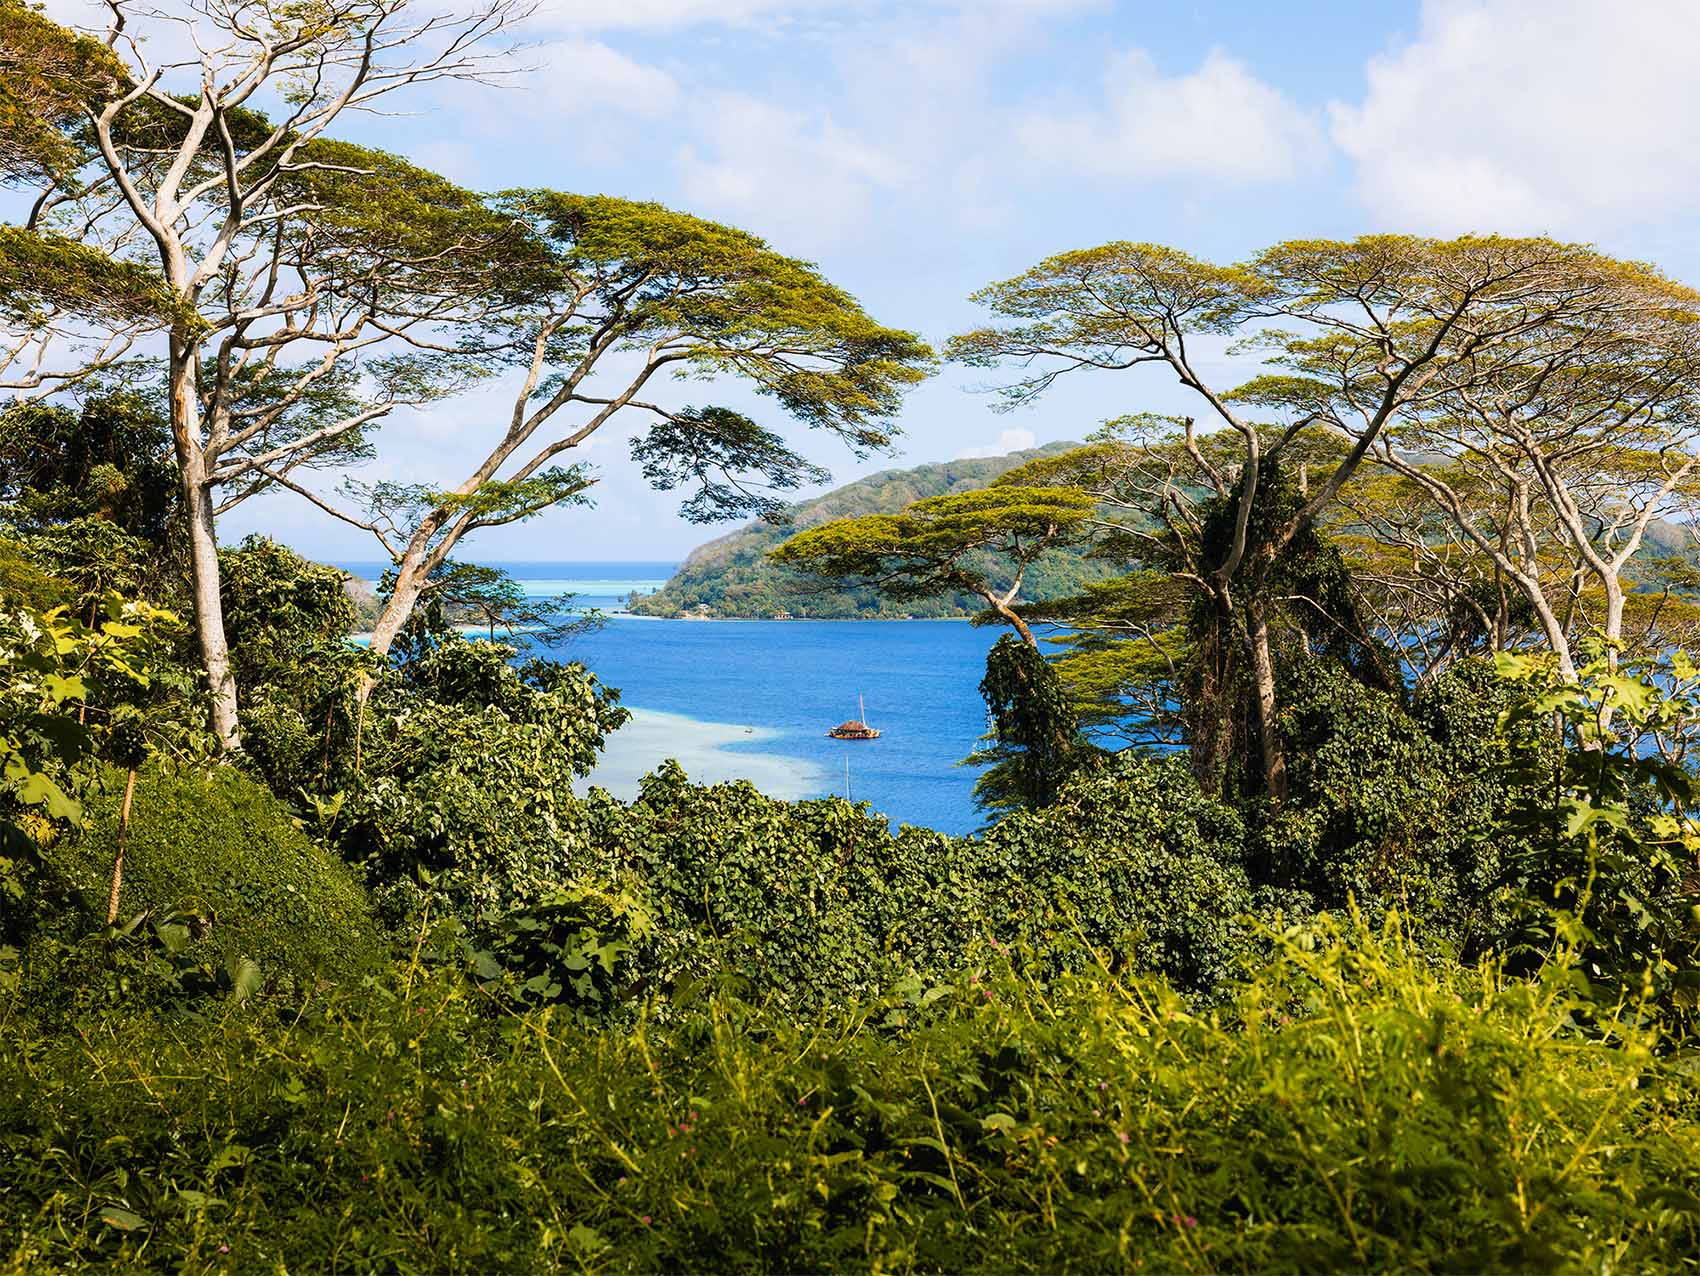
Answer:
[
  {"xmin": 11, "ymin": 16, "xmax": 1700, "ymax": 1265},
  {"xmin": 629, "ymin": 443, "xmax": 1117, "ymax": 618}
]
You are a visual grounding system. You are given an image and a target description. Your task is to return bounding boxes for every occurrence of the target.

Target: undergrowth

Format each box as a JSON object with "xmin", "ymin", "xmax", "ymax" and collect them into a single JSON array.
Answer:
[{"xmin": 3, "ymin": 915, "xmax": 1696, "ymax": 1274}]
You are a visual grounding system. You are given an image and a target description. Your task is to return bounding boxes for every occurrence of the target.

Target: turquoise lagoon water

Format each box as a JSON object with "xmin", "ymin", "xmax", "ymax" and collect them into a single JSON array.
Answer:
[{"xmin": 339, "ymin": 561, "xmax": 1002, "ymax": 835}]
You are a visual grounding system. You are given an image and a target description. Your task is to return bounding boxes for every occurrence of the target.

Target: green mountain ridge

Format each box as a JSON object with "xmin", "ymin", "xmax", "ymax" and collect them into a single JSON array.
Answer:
[{"xmin": 629, "ymin": 441, "xmax": 1117, "ymax": 619}]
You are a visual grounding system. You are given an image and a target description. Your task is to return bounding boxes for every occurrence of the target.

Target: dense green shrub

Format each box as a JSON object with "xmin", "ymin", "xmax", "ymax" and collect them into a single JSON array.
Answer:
[
  {"xmin": 1264, "ymin": 659, "xmax": 1453, "ymax": 908},
  {"xmin": 575, "ymin": 764, "xmax": 898, "ymax": 1012},
  {"xmin": 37, "ymin": 761, "xmax": 382, "ymax": 987},
  {"xmin": 1491, "ymin": 648, "xmax": 1700, "ymax": 1004},
  {"xmin": 3, "ymin": 920, "xmax": 1696, "ymax": 1273},
  {"xmin": 337, "ymin": 637, "xmax": 628, "ymax": 927},
  {"xmin": 1258, "ymin": 656, "xmax": 1527, "ymax": 952},
  {"xmin": 956, "ymin": 753, "xmax": 1251, "ymax": 991},
  {"xmin": 539, "ymin": 754, "xmax": 1252, "ymax": 1018},
  {"xmin": 220, "ymin": 535, "xmax": 377, "ymax": 798}
]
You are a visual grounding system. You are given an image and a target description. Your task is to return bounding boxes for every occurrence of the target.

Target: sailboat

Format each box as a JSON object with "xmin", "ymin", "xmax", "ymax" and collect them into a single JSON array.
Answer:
[{"xmin": 827, "ymin": 694, "xmax": 882, "ymax": 740}]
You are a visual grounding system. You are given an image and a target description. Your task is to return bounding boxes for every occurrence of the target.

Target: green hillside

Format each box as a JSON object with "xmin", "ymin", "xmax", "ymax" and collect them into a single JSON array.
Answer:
[{"xmin": 629, "ymin": 442, "xmax": 1116, "ymax": 619}]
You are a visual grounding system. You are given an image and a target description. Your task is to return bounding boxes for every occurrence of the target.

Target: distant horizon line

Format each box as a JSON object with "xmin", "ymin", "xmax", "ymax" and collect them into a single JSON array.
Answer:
[{"xmin": 330, "ymin": 559, "xmax": 681, "ymax": 567}]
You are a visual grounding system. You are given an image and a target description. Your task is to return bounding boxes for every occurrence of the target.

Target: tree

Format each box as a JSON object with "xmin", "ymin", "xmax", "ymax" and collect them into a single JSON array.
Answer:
[
  {"xmin": 968, "ymin": 634, "xmax": 1100, "ymax": 815},
  {"xmin": 0, "ymin": 392, "xmax": 178, "ymax": 541},
  {"xmin": 383, "ymin": 560, "xmax": 600, "ymax": 650},
  {"xmin": 0, "ymin": 0, "xmax": 125, "ymax": 187},
  {"xmin": 0, "ymin": 392, "xmax": 188, "ymax": 616},
  {"xmin": 2, "ymin": 0, "xmax": 527, "ymax": 749},
  {"xmin": 770, "ymin": 484, "xmax": 1096, "ymax": 645},
  {"xmin": 302, "ymin": 192, "xmax": 933, "ymax": 667},
  {"xmin": 949, "ymin": 235, "xmax": 1700, "ymax": 798},
  {"xmin": 1365, "ymin": 308, "xmax": 1700, "ymax": 686}
]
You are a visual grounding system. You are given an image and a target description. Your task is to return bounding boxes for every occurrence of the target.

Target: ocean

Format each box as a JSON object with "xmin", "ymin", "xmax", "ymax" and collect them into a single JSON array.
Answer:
[{"xmin": 338, "ymin": 561, "xmax": 1004, "ymax": 835}]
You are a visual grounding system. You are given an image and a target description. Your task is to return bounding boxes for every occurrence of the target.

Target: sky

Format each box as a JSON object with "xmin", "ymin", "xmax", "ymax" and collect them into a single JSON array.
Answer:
[{"xmin": 35, "ymin": 0, "xmax": 1700, "ymax": 563}]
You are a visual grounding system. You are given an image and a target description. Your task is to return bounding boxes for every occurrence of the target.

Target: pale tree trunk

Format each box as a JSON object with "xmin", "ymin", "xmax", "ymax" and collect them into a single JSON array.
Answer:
[
  {"xmin": 984, "ymin": 595, "xmax": 1037, "ymax": 647},
  {"xmin": 366, "ymin": 563, "xmax": 429, "ymax": 659},
  {"xmin": 105, "ymin": 767, "xmax": 137, "ymax": 926},
  {"xmin": 355, "ymin": 530, "xmax": 439, "ymax": 710},
  {"xmin": 170, "ymin": 334, "xmax": 241, "ymax": 750},
  {"xmin": 1245, "ymin": 597, "xmax": 1288, "ymax": 803},
  {"xmin": 1526, "ymin": 589, "xmax": 1578, "ymax": 684},
  {"xmin": 1602, "ymin": 579, "xmax": 1626, "ymax": 655}
]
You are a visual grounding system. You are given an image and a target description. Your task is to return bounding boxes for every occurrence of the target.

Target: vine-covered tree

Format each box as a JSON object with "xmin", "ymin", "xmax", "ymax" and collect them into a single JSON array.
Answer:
[
  {"xmin": 950, "ymin": 235, "xmax": 1700, "ymax": 797},
  {"xmin": 1007, "ymin": 431, "xmax": 1394, "ymax": 796},
  {"xmin": 969, "ymin": 634, "xmax": 1100, "ymax": 815}
]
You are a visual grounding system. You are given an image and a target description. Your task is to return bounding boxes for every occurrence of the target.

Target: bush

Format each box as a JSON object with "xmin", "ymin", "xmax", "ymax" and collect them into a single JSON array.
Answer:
[
  {"xmin": 574, "ymin": 764, "xmax": 898, "ymax": 1013},
  {"xmin": 957, "ymin": 752, "xmax": 1253, "ymax": 992},
  {"xmin": 531, "ymin": 754, "xmax": 1253, "ymax": 1020},
  {"xmin": 1264, "ymin": 659, "xmax": 1452, "ymax": 909},
  {"xmin": 37, "ymin": 761, "xmax": 382, "ymax": 987},
  {"xmin": 2, "ymin": 920, "xmax": 1696, "ymax": 1273},
  {"xmin": 1261, "ymin": 657, "xmax": 1526, "ymax": 952}
]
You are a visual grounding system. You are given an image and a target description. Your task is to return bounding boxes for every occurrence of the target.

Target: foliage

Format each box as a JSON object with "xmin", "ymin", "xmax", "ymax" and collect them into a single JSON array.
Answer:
[
  {"xmin": 474, "ymin": 879, "xmax": 656, "ymax": 1020},
  {"xmin": 949, "ymin": 236, "xmax": 1700, "ymax": 795},
  {"xmin": 0, "ymin": 0, "xmax": 128, "ymax": 185},
  {"xmin": 0, "ymin": 392, "xmax": 180, "ymax": 544},
  {"xmin": 1492, "ymin": 646, "xmax": 1700, "ymax": 1006},
  {"xmin": 220, "ymin": 536, "xmax": 359, "ymax": 685},
  {"xmin": 0, "ymin": 595, "xmax": 187, "ymax": 841},
  {"xmin": 219, "ymin": 536, "xmax": 376, "ymax": 800},
  {"xmin": 336, "ymin": 636, "xmax": 628, "ymax": 927},
  {"xmin": 4, "ymin": 922, "xmax": 1698, "ymax": 1272},
  {"xmin": 1258, "ymin": 657, "xmax": 1521, "ymax": 951},
  {"xmin": 957, "ymin": 754, "xmax": 1252, "ymax": 993},
  {"xmin": 548, "ymin": 752, "xmax": 1249, "ymax": 1016},
  {"xmin": 631, "ymin": 442, "xmax": 1117, "ymax": 618},
  {"xmin": 26, "ymin": 760, "xmax": 383, "ymax": 997},
  {"xmin": 771, "ymin": 484, "xmax": 1095, "ymax": 638},
  {"xmin": 505, "ymin": 190, "xmax": 933, "ymax": 450},
  {"xmin": 968, "ymin": 634, "xmax": 1102, "ymax": 814},
  {"xmin": 631, "ymin": 405, "xmax": 830, "ymax": 524},
  {"xmin": 0, "ymin": 225, "xmax": 185, "ymax": 327},
  {"xmin": 385, "ymin": 558, "xmax": 602, "ymax": 657}
]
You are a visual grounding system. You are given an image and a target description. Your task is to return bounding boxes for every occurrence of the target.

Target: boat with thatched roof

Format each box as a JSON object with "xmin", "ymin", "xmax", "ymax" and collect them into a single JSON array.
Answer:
[{"xmin": 828, "ymin": 695, "xmax": 881, "ymax": 740}]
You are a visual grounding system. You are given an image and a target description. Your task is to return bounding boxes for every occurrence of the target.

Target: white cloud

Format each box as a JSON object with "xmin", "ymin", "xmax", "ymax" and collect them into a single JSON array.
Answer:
[
  {"xmin": 540, "ymin": 0, "xmax": 855, "ymax": 32},
  {"xmin": 1332, "ymin": 0, "xmax": 1700, "ymax": 234},
  {"xmin": 542, "ymin": 0, "xmax": 1098, "ymax": 33},
  {"xmin": 956, "ymin": 427, "xmax": 1037, "ymax": 460},
  {"xmin": 1015, "ymin": 48, "xmax": 1325, "ymax": 184},
  {"xmin": 663, "ymin": 2, "xmax": 1110, "ymax": 249},
  {"xmin": 525, "ymin": 37, "xmax": 680, "ymax": 117},
  {"xmin": 675, "ymin": 92, "xmax": 909, "ymax": 248}
]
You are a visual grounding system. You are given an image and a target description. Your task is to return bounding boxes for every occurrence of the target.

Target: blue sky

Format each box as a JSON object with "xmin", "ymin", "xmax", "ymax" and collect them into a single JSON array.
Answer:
[{"xmin": 40, "ymin": 0, "xmax": 1700, "ymax": 563}]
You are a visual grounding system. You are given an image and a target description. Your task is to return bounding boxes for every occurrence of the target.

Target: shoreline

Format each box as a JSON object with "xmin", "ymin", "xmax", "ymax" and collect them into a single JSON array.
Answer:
[
  {"xmin": 573, "ymin": 707, "xmax": 829, "ymax": 801},
  {"xmin": 351, "ymin": 615, "xmax": 978, "ymax": 638},
  {"xmin": 624, "ymin": 612, "xmax": 978, "ymax": 624}
]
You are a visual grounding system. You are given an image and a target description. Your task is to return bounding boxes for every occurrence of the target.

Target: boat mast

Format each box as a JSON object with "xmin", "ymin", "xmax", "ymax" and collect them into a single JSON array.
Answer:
[
  {"xmin": 845, "ymin": 756, "xmax": 852, "ymax": 802},
  {"xmin": 859, "ymin": 693, "xmax": 868, "ymax": 726}
]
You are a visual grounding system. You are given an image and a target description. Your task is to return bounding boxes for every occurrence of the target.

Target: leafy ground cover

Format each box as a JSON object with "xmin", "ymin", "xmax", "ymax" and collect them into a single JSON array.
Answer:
[{"xmin": 3, "ymin": 919, "xmax": 1695, "ymax": 1274}]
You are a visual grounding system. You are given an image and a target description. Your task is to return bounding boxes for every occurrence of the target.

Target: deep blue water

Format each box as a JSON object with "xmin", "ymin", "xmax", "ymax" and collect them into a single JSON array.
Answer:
[
  {"xmin": 534, "ymin": 618, "xmax": 1001, "ymax": 835},
  {"xmin": 339, "ymin": 561, "xmax": 1002, "ymax": 835}
]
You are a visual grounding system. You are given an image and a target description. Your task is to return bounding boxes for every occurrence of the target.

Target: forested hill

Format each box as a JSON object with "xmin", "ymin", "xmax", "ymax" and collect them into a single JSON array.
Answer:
[{"xmin": 628, "ymin": 442, "xmax": 1116, "ymax": 619}]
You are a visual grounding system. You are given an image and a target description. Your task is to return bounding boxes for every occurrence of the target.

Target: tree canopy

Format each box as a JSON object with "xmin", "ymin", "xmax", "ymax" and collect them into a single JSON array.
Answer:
[
  {"xmin": 771, "ymin": 483, "xmax": 1095, "ymax": 644},
  {"xmin": 341, "ymin": 191, "xmax": 934, "ymax": 660}
]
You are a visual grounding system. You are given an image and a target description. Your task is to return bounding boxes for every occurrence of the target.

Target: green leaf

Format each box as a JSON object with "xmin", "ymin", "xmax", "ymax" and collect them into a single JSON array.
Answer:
[
  {"xmin": 97, "ymin": 1205, "xmax": 146, "ymax": 1231},
  {"xmin": 228, "ymin": 955, "xmax": 264, "ymax": 1001}
]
